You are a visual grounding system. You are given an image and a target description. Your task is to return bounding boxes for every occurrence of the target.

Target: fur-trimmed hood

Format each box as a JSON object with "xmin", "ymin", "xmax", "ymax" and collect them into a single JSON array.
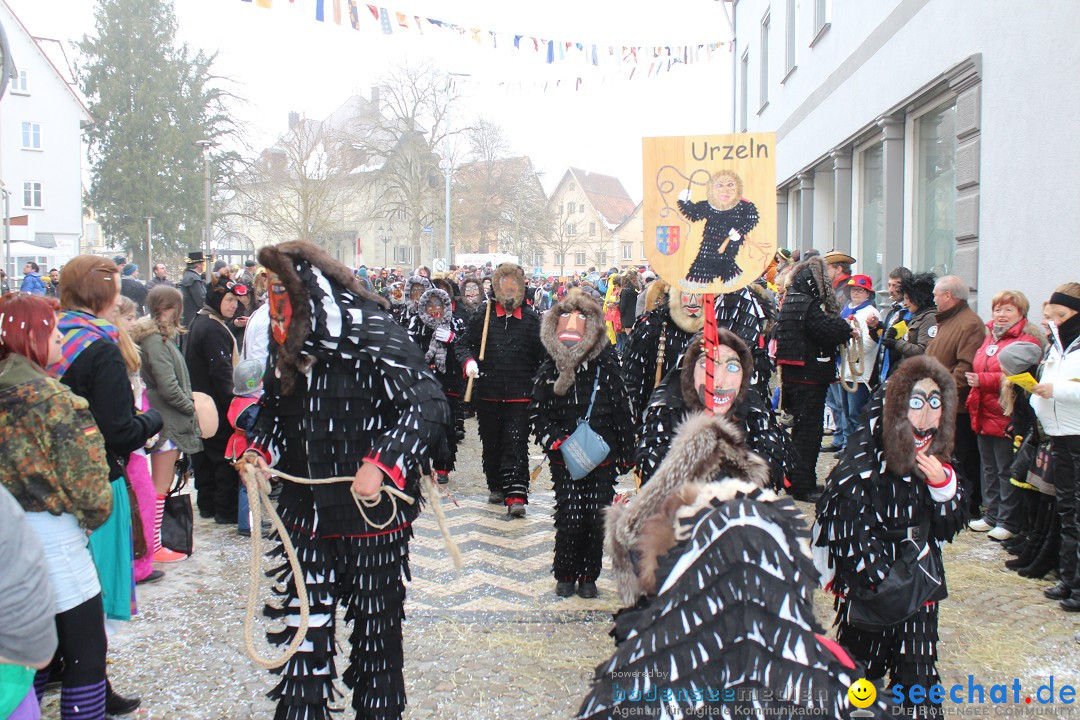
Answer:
[
  {"xmin": 606, "ymin": 411, "xmax": 771, "ymax": 606},
  {"xmin": 130, "ymin": 314, "xmax": 181, "ymax": 343},
  {"xmin": 787, "ymin": 256, "xmax": 841, "ymax": 316},
  {"xmin": 418, "ymin": 288, "xmax": 452, "ymax": 330},
  {"xmin": 459, "ymin": 275, "xmax": 483, "ymax": 313},
  {"xmin": 492, "ymin": 263, "xmax": 526, "ymax": 312},
  {"xmin": 679, "ymin": 329, "xmax": 754, "ymax": 411},
  {"xmin": 540, "ymin": 289, "xmax": 607, "ymax": 395},
  {"xmin": 404, "ymin": 275, "xmax": 432, "ymax": 312},
  {"xmin": 667, "ymin": 290, "xmax": 706, "ymax": 334},
  {"xmin": 257, "ymin": 240, "xmax": 387, "ymax": 395},
  {"xmin": 882, "ymin": 355, "xmax": 956, "ymax": 475}
]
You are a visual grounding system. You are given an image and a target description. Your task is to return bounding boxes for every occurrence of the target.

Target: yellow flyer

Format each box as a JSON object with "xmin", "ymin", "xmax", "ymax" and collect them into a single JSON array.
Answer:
[{"xmin": 1007, "ymin": 373, "xmax": 1039, "ymax": 392}]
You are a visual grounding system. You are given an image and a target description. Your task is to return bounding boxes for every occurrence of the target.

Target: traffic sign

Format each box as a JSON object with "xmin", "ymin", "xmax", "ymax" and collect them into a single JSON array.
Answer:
[{"xmin": 433, "ymin": 258, "xmax": 446, "ymax": 272}]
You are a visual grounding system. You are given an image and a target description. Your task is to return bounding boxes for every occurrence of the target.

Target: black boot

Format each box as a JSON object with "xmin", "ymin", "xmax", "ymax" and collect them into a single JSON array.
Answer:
[
  {"xmin": 577, "ymin": 580, "xmax": 598, "ymax": 599},
  {"xmin": 1020, "ymin": 527, "xmax": 1059, "ymax": 580},
  {"xmin": 555, "ymin": 580, "xmax": 576, "ymax": 597},
  {"xmin": 105, "ymin": 678, "xmax": 141, "ymax": 716}
]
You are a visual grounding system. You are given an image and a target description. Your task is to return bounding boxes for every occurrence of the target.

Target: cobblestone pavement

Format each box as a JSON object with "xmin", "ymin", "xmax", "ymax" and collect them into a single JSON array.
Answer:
[{"xmin": 40, "ymin": 419, "xmax": 1080, "ymax": 719}]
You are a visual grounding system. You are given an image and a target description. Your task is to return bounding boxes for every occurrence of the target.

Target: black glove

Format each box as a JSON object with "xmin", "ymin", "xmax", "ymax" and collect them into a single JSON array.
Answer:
[
  {"xmin": 884, "ymin": 326, "xmax": 898, "ymax": 340},
  {"xmin": 881, "ymin": 335, "xmax": 897, "ymax": 349}
]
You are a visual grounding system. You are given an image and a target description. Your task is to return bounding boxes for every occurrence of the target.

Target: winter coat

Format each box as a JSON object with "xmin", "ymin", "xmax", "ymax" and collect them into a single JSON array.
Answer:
[
  {"xmin": 56, "ymin": 339, "xmax": 162, "ymax": 482},
  {"xmin": 1030, "ymin": 332, "xmax": 1080, "ymax": 437},
  {"xmin": 0, "ymin": 354, "xmax": 112, "ymax": 530},
  {"xmin": 120, "ymin": 277, "xmax": 148, "ymax": 315},
  {"xmin": 925, "ymin": 302, "xmax": 986, "ymax": 409},
  {"xmin": 132, "ymin": 317, "xmax": 203, "ymax": 454},
  {"xmin": 179, "ymin": 268, "xmax": 207, "ymax": 329},
  {"xmin": 618, "ymin": 286, "xmax": 639, "ymax": 330},
  {"xmin": 966, "ymin": 320, "xmax": 1043, "ymax": 438},
  {"xmin": 774, "ymin": 257, "xmax": 852, "ymax": 385},
  {"xmin": 839, "ymin": 302, "xmax": 881, "ymax": 386},
  {"xmin": 19, "ymin": 271, "xmax": 46, "ymax": 295},
  {"xmin": 184, "ymin": 309, "xmax": 238, "ymax": 448},
  {"xmin": 889, "ymin": 304, "xmax": 936, "ymax": 360}
]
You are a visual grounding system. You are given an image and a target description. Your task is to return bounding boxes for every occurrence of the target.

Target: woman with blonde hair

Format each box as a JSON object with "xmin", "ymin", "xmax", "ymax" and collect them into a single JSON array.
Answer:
[
  {"xmin": 132, "ymin": 285, "xmax": 201, "ymax": 562},
  {"xmin": 965, "ymin": 289, "xmax": 1044, "ymax": 540},
  {"xmin": 47, "ymin": 254, "xmax": 162, "ymax": 715}
]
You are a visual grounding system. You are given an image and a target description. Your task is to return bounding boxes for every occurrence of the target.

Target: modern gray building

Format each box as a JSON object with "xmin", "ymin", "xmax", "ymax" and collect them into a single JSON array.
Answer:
[{"xmin": 732, "ymin": 0, "xmax": 1080, "ymax": 313}]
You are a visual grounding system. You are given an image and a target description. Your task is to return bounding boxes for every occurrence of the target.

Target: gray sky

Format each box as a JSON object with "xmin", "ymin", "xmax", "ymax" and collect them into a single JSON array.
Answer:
[{"xmin": 7, "ymin": 0, "xmax": 735, "ymax": 199}]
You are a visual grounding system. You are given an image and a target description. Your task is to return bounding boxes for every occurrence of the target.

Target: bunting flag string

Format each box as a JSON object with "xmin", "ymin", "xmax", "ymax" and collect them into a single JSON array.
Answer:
[{"xmin": 240, "ymin": 0, "xmax": 732, "ymax": 82}]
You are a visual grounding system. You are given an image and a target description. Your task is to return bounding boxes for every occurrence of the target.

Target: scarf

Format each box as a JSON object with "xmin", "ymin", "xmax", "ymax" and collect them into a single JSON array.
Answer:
[
  {"xmin": 47, "ymin": 310, "xmax": 119, "ymax": 379},
  {"xmin": 840, "ymin": 298, "xmax": 873, "ymax": 320},
  {"xmin": 1058, "ymin": 311, "xmax": 1080, "ymax": 352}
]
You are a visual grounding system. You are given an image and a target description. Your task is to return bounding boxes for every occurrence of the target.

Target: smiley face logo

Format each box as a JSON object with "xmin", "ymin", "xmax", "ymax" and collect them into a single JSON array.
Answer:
[{"xmin": 848, "ymin": 678, "xmax": 876, "ymax": 709}]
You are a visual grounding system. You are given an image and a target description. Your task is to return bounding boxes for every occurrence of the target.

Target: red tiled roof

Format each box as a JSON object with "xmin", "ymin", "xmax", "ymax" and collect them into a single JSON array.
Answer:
[{"xmin": 569, "ymin": 167, "xmax": 636, "ymax": 228}]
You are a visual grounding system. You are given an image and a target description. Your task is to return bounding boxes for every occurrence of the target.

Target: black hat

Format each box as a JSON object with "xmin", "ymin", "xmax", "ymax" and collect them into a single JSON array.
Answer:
[
  {"xmin": 244, "ymin": 259, "xmax": 257, "ymax": 268},
  {"xmin": 186, "ymin": 251, "xmax": 206, "ymax": 265}
]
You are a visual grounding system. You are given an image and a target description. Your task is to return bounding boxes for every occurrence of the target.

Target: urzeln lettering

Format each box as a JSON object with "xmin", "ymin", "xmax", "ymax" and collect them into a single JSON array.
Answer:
[{"xmin": 691, "ymin": 138, "xmax": 770, "ymax": 161}]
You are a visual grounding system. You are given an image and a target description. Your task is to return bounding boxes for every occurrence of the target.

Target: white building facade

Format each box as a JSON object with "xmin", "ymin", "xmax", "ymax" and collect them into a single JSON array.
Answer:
[
  {"xmin": 733, "ymin": 0, "xmax": 1080, "ymax": 313},
  {"xmin": 0, "ymin": 1, "xmax": 93, "ymax": 281}
]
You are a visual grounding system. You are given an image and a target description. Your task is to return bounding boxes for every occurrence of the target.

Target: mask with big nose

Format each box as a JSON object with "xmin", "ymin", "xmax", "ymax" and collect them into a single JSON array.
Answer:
[
  {"xmin": 556, "ymin": 311, "xmax": 588, "ymax": 347},
  {"xmin": 693, "ymin": 344, "xmax": 744, "ymax": 415},
  {"xmin": 908, "ymin": 377, "xmax": 943, "ymax": 453}
]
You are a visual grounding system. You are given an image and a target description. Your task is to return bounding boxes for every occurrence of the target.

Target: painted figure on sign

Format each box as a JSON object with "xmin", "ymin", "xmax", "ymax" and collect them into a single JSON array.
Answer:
[{"xmin": 678, "ymin": 170, "xmax": 760, "ymax": 289}]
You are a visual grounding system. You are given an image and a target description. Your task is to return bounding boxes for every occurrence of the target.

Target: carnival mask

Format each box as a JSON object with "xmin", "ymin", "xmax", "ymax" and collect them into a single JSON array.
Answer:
[
  {"xmin": 410, "ymin": 284, "xmax": 424, "ymax": 302},
  {"xmin": 496, "ymin": 275, "xmax": 525, "ymax": 312},
  {"xmin": 680, "ymin": 292, "xmax": 703, "ymax": 318},
  {"xmin": 268, "ymin": 272, "xmax": 292, "ymax": 345},
  {"xmin": 425, "ymin": 297, "xmax": 445, "ymax": 322},
  {"xmin": 694, "ymin": 346, "xmax": 743, "ymax": 415},
  {"xmin": 389, "ymin": 282, "xmax": 405, "ymax": 305},
  {"xmin": 556, "ymin": 311, "xmax": 588, "ymax": 348},
  {"xmin": 908, "ymin": 377, "xmax": 943, "ymax": 453},
  {"xmin": 463, "ymin": 283, "xmax": 481, "ymax": 305}
]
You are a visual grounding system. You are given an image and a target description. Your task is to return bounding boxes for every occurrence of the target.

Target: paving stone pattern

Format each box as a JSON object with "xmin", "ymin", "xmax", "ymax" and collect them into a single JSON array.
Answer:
[{"xmin": 38, "ymin": 419, "xmax": 1080, "ymax": 719}]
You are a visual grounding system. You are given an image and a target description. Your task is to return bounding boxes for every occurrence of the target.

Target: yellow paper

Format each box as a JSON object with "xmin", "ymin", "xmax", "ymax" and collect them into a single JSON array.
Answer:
[
  {"xmin": 891, "ymin": 320, "xmax": 908, "ymax": 338},
  {"xmin": 1007, "ymin": 372, "xmax": 1039, "ymax": 392}
]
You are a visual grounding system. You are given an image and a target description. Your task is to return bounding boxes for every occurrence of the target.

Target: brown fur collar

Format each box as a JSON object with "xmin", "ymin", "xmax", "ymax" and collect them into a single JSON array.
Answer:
[
  {"xmin": 605, "ymin": 411, "xmax": 771, "ymax": 606},
  {"xmin": 882, "ymin": 355, "xmax": 957, "ymax": 475},
  {"xmin": 788, "ymin": 255, "xmax": 840, "ymax": 315},
  {"xmin": 492, "ymin": 263, "xmax": 526, "ymax": 312},
  {"xmin": 643, "ymin": 279, "xmax": 669, "ymax": 314},
  {"xmin": 257, "ymin": 241, "xmax": 387, "ymax": 395},
  {"xmin": 667, "ymin": 290, "xmax": 705, "ymax": 334},
  {"xmin": 130, "ymin": 314, "xmax": 180, "ymax": 344},
  {"xmin": 540, "ymin": 289, "xmax": 607, "ymax": 395},
  {"xmin": 679, "ymin": 329, "xmax": 754, "ymax": 410}
]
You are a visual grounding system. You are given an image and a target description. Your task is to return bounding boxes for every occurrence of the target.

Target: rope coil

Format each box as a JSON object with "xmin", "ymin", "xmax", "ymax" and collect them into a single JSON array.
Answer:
[
  {"xmin": 236, "ymin": 459, "xmax": 459, "ymax": 669},
  {"xmin": 840, "ymin": 316, "xmax": 864, "ymax": 394}
]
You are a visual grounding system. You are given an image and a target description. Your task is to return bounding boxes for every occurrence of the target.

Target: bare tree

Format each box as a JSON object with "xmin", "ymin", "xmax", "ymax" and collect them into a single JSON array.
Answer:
[
  {"xmin": 230, "ymin": 117, "xmax": 359, "ymax": 254},
  {"xmin": 352, "ymin": 61, "xmax": 465, "ymax": 265},
  {"xmin": 540, "ymin": 205, "xmax": 581, "ymax": 276}
]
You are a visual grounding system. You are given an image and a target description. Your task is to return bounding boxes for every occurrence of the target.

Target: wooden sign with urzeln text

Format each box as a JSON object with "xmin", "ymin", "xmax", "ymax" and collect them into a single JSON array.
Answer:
[{"xmin": 643, "ymin": 133, "xmax": 777, "ymax": 295}]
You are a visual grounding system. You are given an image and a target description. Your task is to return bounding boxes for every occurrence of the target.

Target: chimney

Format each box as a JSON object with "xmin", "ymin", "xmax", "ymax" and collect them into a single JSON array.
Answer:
[
  {"xmin": 288, "ymin": 111, "xmax": 299, "ymax": 131},
  {"xmin": 370, "ymin": 86, "xmax": 380, "ymax": 111}
]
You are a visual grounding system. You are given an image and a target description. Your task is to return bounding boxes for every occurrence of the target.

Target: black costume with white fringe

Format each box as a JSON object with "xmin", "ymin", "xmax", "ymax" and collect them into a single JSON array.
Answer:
[
  {"xmin": 588, "ymin": 412, "xmax": 888, "ymax": 720},
  {"xmin": 813, "ymin": 357, "xmax": 967, "ymax": 717},
  {"xmin": 455, "ymin": 264, "xmax": 545, "ymax": 503},
  {"xmin": 530, "ymin": 291, "xmax": 635, "ymax": 582},
  {"xmin": 635, "ymin": 332, "xmax": 794, "ymax": 489},
  {"xmin": 622, "ymin": 292, "xmax": 702, "ymax": 420},
  {"xmin": 251, "ymin": 242, "xmax": 450, "ymax": 720},
  {"xmin": 678, "ymin": 197, "xmax": 759, "ymax": 285},
  {"xmin": 405, "ymin": 288, "xmax": 465, "ymax": 475},
  {"xmin": 716, "ymin": 284, "xmax": 775, "ymax": 397}
]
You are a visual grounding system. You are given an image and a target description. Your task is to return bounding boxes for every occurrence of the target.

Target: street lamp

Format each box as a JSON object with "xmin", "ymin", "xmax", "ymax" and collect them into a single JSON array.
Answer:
[
  {"xmin": 379, "ymin": 226, "xmax": 391, "ymax": 267},
  {"xmin": 444, "ymin": 72, "xmax": 470, "ymax": 270},
  {"xmin": 194, "ymin": 139, "xmax": 215, "ymax": 275}
]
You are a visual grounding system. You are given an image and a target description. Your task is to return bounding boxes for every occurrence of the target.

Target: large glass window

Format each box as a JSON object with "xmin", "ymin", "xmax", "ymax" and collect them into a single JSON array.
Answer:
[
  {"xmin": 759, "ymin": 12, "xmax": 770, "ymax": 109},
  {"xmin": 856, "ymin": 141, "xmax": 884, "ymax": 294},
  {"xmin": 911, "ymin": 101, "xmax": 957, "ymax": 277}
]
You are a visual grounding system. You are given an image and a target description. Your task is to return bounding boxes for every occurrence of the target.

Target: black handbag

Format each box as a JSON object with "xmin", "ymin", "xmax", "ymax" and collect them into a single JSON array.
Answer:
[
  {"xmin": 161, "ymin": 457, "xmax": 194, "ymax": 556},
  {"xmin": 845, "ymin": 515, "xmax": 946, "ymax": 632}
]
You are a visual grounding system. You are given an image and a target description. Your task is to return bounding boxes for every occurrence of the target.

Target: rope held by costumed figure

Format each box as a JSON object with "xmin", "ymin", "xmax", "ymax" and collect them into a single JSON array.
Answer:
[
  {"xmin": 235, "ymin": 460, "xmax": 460, "ymax": 670},
  {"xmin": 840, "ymin": 316, "xmax": 864, "ymax": 395}
]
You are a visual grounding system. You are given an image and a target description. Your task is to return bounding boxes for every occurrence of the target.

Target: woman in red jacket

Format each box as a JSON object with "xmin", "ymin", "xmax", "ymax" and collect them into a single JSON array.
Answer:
[{"xmin": 966, "ymin": 290, "xmax": 1044, "ymax": 540}]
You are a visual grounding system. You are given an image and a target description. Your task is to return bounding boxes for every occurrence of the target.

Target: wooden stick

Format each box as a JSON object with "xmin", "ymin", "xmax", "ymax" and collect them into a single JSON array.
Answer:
[
  {"xmin": 465, "ymin": 301, "xmax": 493, "ymax": 403},
  {"xmin": 478, "ymin": 300, "xmax": 493, "ymax": 361}
]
